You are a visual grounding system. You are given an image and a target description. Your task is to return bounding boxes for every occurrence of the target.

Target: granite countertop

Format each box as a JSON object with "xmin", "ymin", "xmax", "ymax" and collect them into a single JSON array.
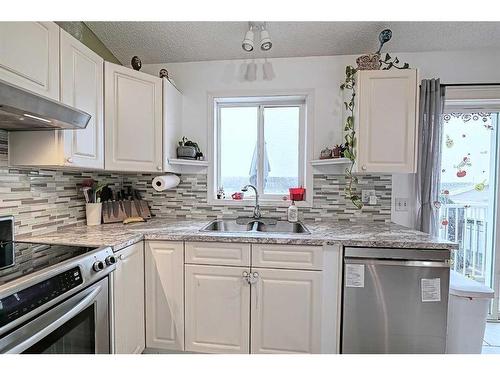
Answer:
[{"xmin": 18, "ymin": 217, "xmax": 457, "ymax": 252}]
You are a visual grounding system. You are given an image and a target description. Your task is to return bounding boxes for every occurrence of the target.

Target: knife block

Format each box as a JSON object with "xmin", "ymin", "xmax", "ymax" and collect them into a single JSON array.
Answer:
[{"xmin": 102, "ymin": 199, "xmax": 151, "ymax": 223}]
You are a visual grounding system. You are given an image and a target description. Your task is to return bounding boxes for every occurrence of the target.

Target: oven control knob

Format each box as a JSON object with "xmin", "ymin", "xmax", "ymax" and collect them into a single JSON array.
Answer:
[
  {"xmin": 105, "ymin": 255, "xmax": 117, "ymax": 266},
  {"xmin": 93, "ymin": 261, "xmax": 105, "ymax": 272}
]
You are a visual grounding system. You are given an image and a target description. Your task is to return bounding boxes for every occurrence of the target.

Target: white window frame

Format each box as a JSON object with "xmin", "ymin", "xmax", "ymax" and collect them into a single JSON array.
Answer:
[{"xmin": 207, "ymin": 90, "xmax": 314, "ymax": 208}]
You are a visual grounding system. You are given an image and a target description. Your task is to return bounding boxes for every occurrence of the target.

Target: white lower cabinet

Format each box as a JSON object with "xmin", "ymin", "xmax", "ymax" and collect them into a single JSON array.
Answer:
[
  {"xmin": 133, "ymin": 241, "xmax": 339, "ymax": 354},
  {"xmin": 185, "ymin": 264, "xmax": 250, "ymax": 354},
  {"xmin": 145, "ymin": 241, "xmax": 184, "ymax": 351},
  {"xmin": 250, "ymin": 268, "xmax": 322, "ymax": 354},
  {"xmin": 112, "ymin": 242, "xmax": 145, "ymax": 354}
]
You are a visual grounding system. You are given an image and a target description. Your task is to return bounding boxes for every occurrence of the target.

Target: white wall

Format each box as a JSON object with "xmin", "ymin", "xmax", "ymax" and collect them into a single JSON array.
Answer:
[{"xmin": 143, "ymin": 49, "xmax": 500, "ymax": 228}]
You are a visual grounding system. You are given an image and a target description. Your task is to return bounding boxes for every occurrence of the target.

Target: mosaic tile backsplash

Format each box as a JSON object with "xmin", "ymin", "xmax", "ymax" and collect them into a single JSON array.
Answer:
[
  {"xmin": 0, "ymin": 131, "xmax": 123, "ymax": 236},
  {"xmin": 123, "ymin": 173, "xmax": 392, "ymax": 222},
  {"xmin": 0, "ymin": 130, "xmax": 392, "ymax": 236}
]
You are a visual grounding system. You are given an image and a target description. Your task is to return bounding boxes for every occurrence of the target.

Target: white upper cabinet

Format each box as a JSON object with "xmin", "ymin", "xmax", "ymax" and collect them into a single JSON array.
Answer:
[
  {"xmin": 0, "ymin": 22, "xmax": 60, "ymax": 100},
  {"xmin": 355, "ymin": 69, "xmax": 418, "ymax": 173},
  {"xmin": 162, "ymin": 78, "xmax": 183, "ymax": 172},
  {"xmin": 104, "ymin": 62, "xmax": 163, "ymax": 172},
  {"xmin": 60, "ymin": 29, "xmax": 104, "ymax": 169},
  {"xmin": 8, "ymin": 29, "xmax": 104, "ymax": 169}
]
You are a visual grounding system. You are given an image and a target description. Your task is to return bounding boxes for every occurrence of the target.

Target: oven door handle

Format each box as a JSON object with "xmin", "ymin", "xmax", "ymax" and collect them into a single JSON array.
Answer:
[{"xmin": 1, "ymin": 284, "xmax": 102, "ymax": 354}]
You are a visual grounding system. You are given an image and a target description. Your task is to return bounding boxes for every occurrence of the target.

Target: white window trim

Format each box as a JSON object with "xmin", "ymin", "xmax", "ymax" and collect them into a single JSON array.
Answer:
[{"xmin": 207, "ymin": 89, "xmax": 314, "ymax": 208}]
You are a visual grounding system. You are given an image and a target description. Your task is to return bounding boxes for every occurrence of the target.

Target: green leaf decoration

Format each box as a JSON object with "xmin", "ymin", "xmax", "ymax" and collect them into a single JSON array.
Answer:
[{"xmin": 339, "ymin": 65, "xmax": 362, "ymax": 208}]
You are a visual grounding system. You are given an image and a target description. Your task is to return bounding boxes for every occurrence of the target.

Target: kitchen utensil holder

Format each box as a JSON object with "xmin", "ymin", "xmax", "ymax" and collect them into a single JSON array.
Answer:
[{"xmin": 86, "ymin": 203, "xmax": 102, "ymax": 226}]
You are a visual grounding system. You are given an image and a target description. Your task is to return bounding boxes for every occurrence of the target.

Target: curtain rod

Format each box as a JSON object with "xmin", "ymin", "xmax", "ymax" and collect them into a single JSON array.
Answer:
[{"xmin": 441, "ymin": 83, "xmax": 500, "ymax": 87}]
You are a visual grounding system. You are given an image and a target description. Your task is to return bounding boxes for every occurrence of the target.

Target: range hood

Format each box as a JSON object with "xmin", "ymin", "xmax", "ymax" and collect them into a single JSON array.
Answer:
[{"xmin": 0, "ymin": 79, "xmax": 91, "ymax": 131}]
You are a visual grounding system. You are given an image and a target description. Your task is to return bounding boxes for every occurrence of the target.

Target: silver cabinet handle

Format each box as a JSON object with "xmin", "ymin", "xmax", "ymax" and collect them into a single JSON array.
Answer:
[
  {"xmin": 66, "ymin": 157, "xmax": 73, "ymax": 164},
  {"xmin": 243, "ymin": 271, "xmax": 259, "ymax": 284},
  {"xmin": 157, "ymin": 165, "xmax": 162, "ymax": 171},
  {"xmin": 361, "ymin": 165, "xmax": 367, "ymax": 171},
  {"xmin": 251, "ymin": 272, "xmax": 260, "ymax": 310},
  {"xmin": 247, "ymin": 272, "xmax": 259, "ymax": 285},
  {"xmin": 346, "ymin": 258, "xmax": 450, "ymax": 268}
]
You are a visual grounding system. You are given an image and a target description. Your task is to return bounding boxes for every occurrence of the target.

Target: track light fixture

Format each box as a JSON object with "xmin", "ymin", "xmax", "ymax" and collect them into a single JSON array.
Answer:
[
  {"xmin": 242, "ymin": 25, "xmax": 254, "ymax": 52},
  {"xmin": 242, "ymin": 22, "xmax": 272, "ymax": 53},
  {"xmin": 259, "ymin": 26, "xmax": 272, "ymax": 51}
]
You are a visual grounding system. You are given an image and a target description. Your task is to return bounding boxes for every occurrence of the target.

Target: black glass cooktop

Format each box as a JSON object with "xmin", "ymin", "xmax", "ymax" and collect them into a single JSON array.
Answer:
[{"xmin": 0, "ymin": 242, "xmax": 93, "ymax": 286}]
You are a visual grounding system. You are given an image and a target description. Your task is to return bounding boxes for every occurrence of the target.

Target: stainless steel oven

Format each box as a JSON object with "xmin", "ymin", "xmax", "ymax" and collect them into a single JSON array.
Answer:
[{"xmin": 0, "ymin": 245, "xmax": 116, "ymax": 354}]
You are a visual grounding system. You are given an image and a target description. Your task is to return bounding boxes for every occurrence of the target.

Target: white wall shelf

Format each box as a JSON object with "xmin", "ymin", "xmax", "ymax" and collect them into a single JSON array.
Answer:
[
  {"xmin": 310, "ymin": 158, "xmax": 350, "ymax": 166},
  {"xmin": 168, "ymin": 158, "xmax": 209, "ymax": 167}
]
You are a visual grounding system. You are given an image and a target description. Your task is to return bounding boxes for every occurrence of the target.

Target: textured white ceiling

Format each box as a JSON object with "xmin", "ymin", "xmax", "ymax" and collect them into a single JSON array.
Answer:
[{"xmin": 85, "ymin": 21, "xmax": 500, "ymax": 65}]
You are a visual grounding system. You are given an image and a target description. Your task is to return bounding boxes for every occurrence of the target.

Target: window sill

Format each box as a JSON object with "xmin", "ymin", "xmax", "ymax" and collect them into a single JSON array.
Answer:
[{"xmin": 207, "ymin": 197, "xmax": 313, "ymax": 208}]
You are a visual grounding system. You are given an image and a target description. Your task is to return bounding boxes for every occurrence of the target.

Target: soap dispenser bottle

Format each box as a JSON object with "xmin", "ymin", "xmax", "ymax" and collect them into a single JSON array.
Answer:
[{"xmin": 287, "ymin": 201, "xmax": 298, "ymax": 222}]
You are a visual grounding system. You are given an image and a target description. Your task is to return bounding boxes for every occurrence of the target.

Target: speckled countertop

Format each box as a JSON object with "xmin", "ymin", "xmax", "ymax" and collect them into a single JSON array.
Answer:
[{"xmin": 18, "ymin": 218, "xmax": 457, "ymax": 252}]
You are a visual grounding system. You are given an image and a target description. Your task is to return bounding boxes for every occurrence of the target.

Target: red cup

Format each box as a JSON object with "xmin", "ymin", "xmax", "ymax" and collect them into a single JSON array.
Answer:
[{"xmin": 289, "ymin": 187, "xmax": 305, "ymax": 201}]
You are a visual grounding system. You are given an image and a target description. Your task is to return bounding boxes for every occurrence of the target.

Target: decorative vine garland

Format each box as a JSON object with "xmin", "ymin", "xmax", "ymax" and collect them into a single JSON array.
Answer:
[{"xmin": 340, "ymin": 65, "xmax": 362, "ymax": 209}]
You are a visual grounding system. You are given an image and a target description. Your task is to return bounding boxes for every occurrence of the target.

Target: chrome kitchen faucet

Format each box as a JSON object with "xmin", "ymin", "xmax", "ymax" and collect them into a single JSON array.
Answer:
[{"xmin": 241, "ymin": 184, "xmax": 261, "ymax": 219}]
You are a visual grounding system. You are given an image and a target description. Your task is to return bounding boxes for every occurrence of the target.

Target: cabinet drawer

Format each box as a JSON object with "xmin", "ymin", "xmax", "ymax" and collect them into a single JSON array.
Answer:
[
  {"xmin": 251, "ymin": 244, "xmax": 323, "ymax": 270},
  {"xmin": 185, "ymin": 242, "xmax": 250, "ymax": 267}
]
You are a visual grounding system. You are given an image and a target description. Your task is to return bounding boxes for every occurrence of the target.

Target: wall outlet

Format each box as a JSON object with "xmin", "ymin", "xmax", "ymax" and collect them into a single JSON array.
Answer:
[
  {"xmin": 395, "ymin": 198, "xmax": 409, "ymax": 212},
  {"xmin": 361, "ymin": 190, "xmax": 376, "ymax": 203}
]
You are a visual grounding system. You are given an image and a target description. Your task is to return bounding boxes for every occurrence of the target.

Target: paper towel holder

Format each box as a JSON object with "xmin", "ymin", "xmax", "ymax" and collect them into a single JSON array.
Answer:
[{"xmin": 152, "ymin": 174, "xmax": 181, "ymax": 192}]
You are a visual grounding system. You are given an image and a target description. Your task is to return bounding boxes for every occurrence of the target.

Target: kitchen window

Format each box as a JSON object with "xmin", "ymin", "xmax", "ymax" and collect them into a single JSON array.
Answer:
[{"xmin": 212, "ymin": 95, "xmax": 309, "ymax": 204}]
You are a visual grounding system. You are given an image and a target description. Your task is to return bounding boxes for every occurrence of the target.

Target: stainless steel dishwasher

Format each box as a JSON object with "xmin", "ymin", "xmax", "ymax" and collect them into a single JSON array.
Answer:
[{"xmin": 341, "ymin": 247, "xmax": 451, "ymax": 354}]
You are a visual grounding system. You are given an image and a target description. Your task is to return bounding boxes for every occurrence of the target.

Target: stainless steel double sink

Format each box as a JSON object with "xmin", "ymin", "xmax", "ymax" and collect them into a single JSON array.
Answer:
[{"xmin": 200, "ymin": 218, "xmax": 310, "ymax": 234}]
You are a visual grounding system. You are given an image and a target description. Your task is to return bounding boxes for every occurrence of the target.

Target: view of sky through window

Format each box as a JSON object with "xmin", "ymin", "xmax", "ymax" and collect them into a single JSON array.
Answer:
[{"xmin": 219, "ymin": 104, "xmax": 301, "ymax": 197}]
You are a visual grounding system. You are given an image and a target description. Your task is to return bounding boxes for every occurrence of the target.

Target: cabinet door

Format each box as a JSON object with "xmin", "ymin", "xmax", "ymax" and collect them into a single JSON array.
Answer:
[
  {"xmin": 145, "ymin": 241, "xmax": 184, "ymax": 351},
  {"xmin": 185, "ymin": 265, "xmax": 250, "ymax": 353},
  {"xmin": 113, "ymin": 242, "xmax": 145, "ymax": 354},
  {"xmin": 356, "ymin": 69, "xmax": 418, "ymax": 173},
  {"xmin": 0, "ymin": 22, "xmax": 59, "ymax": 100},
  {"xmin": 104, "ymin": 62, "xmax": 162, "ymax": 172},
  {"xmin": 60, "ymin": 29, "xmax": 104, "ymax": 169},
  {"xmin": 250, "ymin": 268, "xmax": 322, "ymax": 354}
]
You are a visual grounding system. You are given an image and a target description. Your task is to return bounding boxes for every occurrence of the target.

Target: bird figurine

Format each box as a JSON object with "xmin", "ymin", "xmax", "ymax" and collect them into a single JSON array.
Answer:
[{"xmin": 131, "ymin": 56, "xmax": 142, "ymax": 71}]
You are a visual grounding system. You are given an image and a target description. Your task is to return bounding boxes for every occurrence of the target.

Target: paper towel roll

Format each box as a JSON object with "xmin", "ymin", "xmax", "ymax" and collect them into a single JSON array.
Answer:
[{"xmin": 152, "ymin": 174, "xmax": 180, "ymax": 191}]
